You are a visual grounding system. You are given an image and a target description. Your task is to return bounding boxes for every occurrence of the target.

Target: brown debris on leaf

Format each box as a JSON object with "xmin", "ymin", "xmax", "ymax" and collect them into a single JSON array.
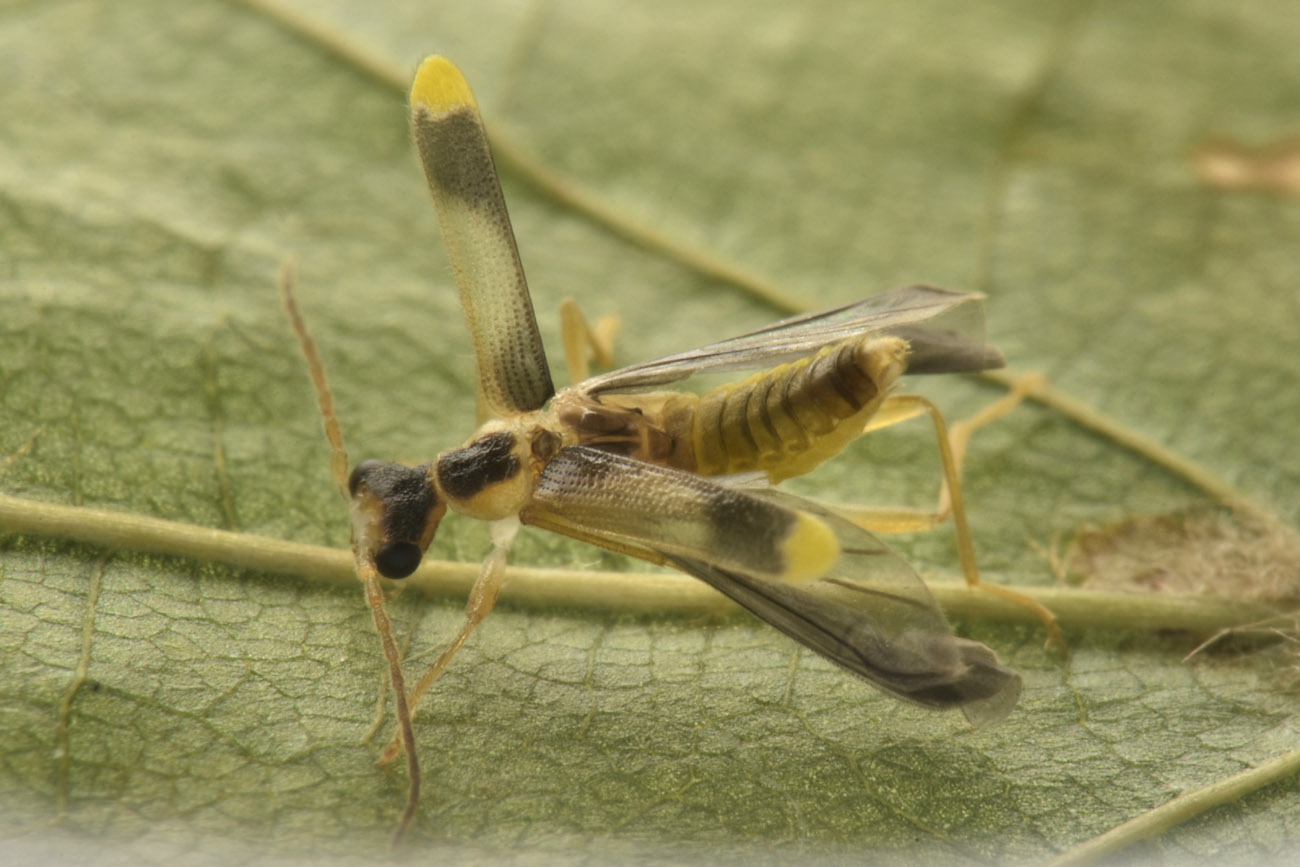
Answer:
[
  {"xmin": 1069, "ymin": 508, "xmax": 1300, "ymax": 602},
  {"xmin": 1070, "ymin": 508, "xmax": 1300, "ymax": 678}
]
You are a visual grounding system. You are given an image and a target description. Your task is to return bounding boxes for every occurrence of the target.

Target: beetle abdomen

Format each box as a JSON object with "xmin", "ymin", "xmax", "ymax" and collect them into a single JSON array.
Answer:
[{"xmin": 691, "ymin": 335, "xmax": 908, "ymax": 481}]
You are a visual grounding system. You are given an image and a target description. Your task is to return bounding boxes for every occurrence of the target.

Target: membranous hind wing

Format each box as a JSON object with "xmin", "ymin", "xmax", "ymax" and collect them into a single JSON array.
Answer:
[
  {"xmin": 665, "ymin": 492, "xmax": 1022, "ymax": 727},
  {"xmin": 522, "ymin": 446, "xmax": 1021, "ymax": 726},
  {"xmin": 581, "ymin": 285, "xmax": 1004, "ymax": 396}
]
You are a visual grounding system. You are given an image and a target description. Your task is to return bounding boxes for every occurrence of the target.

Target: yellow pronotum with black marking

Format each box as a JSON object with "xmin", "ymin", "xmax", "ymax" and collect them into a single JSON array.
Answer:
[{"xmin": 343, "ymin": 55, "xmax": 1021, "ymax": 766}]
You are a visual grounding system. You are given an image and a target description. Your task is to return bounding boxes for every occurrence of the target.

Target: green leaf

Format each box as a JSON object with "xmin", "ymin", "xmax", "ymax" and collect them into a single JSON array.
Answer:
[{"xmin": 3, "ymin": 0, "xmax": 1299, "ymax": 863}]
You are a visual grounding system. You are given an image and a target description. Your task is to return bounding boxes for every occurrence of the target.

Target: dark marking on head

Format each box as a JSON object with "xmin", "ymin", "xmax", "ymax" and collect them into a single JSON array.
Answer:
[
  {"xmin": 349, "ymin": 460, "xmax": 439, "ymax": 579},
  {"xmin": 436, "ymin": 431, "xmax": 521, "ymax": 501},
  {"xmin": 348, "ymin": 458, "xmax": 386, "ymax": 497}
]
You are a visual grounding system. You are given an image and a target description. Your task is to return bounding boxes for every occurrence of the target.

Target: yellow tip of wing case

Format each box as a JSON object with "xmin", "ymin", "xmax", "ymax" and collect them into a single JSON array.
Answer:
[
  {"xmin": 778, "ymin": 511, "xmax": 840, "ymax": 583},
  {"xmin": 410, "ymin": 55, "xmax": 478, "ymax": 114}
]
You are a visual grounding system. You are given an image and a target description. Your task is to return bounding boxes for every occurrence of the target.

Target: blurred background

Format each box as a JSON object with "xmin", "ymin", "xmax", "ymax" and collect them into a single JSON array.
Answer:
[{"xmin": 2, "ymin": 1, "xmax": 1298, "ymax": 864}]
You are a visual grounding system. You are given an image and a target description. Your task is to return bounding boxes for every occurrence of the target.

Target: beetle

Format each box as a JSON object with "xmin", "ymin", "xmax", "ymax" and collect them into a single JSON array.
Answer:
[{"xmin": 286, "ymin": 56, "xmax": 1047, "ymax": 842}]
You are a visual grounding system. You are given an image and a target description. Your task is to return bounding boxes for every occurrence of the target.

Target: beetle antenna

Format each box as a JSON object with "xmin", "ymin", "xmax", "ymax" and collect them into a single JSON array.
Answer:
[
  {"xmin": 280, "ymin": 258, "xmax": 351, "ymax": 499},
  {"xmin": 280, "ymin": 258, "xmax": 422, "ymax": 845}
]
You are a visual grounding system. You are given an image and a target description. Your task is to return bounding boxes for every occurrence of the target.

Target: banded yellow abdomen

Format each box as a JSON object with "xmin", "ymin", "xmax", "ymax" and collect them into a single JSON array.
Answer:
[{"xmin": 690, "ymin": 335, "xmax": 908, "ymax": 481}]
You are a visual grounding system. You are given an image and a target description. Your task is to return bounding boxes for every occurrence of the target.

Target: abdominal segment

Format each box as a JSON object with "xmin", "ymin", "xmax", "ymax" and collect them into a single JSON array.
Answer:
[
  {"xmin": 557, "ymin": 334, "xmax": 908, "ymax": 484},
  {"xmin": 690, "ymin": 335, "xmax": 907, "ymax": 481}
]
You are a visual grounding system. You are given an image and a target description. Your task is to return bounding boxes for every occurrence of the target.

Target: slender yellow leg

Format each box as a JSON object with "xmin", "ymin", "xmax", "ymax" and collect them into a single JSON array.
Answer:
[
  {"xmin": 559, "ymin": 297, "xmax": 620, "ymax": 385},
  {"xmin": 380, "ymin": 517, "xmax": 520, "ymax": 765},
  {"xmin": 843, "ymin": 376, "xmax": 1062, "ymax": 648},
  {"xmin": 845, "ymin": 374, "xmax": 1047, "ymax": 531},
  {"xmin": 938, "ymin": 373, "xmax": 1048, "ymax": 518}
]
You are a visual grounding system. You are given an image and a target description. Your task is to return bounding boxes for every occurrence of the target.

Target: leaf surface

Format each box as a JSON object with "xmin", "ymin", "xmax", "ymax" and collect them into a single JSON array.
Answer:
[{"xmin": 2, "ymin": 0, "xmax": 1299, "ymax": 863}]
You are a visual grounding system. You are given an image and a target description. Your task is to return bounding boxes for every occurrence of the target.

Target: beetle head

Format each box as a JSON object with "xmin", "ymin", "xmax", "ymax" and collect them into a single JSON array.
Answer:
[{"xmin": 347, "ymin": 459, "xmax": 446, "ymax": 579}]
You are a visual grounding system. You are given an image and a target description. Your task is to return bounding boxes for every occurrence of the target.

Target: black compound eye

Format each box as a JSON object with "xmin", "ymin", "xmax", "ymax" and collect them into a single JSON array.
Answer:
[
  {"xmin": 348, "ymin": 459, "xmax": 387, "ymax": 497},
  {"xmin": 373, "ymin": 542, "xmax": 423, "ymax": 579}
]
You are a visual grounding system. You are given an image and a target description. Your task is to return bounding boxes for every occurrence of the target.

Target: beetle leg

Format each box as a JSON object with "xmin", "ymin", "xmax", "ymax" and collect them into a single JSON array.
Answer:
[
  {"xmin": 379, "ymin": 517, "xmax": 520, "ymax": 765},
  {"xmin": 559, "ymin": 297, "xmax": 620, "ymax": 385},
  {"xmin": 840, "ymin": 377, "xmax": 1062, "ymax": 648}
]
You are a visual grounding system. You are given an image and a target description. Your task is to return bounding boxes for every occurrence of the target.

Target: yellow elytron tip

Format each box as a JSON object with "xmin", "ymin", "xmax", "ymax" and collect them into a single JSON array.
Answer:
[
  {"xmin": 780, "ymin": 512, "xmax": 840, "ymax": 583},
  {"xmin": 410, "ymin": 55, "xmax": 478, "ymax": 114}
]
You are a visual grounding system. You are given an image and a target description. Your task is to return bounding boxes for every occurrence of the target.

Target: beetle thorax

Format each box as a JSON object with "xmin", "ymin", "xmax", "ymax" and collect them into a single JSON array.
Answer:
[{"xmin": 434, "ymin": 423, "xmax": 535, "ymax": 521}]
